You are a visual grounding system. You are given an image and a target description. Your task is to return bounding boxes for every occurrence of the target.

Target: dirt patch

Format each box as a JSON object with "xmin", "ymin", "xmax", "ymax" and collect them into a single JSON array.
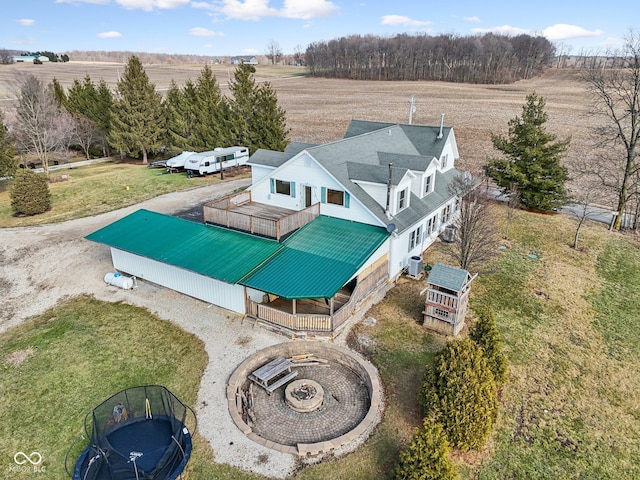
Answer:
[{"xmin": 5, "ymin": 347, "xmax": 35, "ymax": 367}]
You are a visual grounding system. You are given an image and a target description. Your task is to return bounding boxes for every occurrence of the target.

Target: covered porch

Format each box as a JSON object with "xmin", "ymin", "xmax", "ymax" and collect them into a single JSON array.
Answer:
[
  {"xmin": 203, "ymin": 190, "xmax": 320, "ymax": 240},
  {"xmin": 247, "ymin": 260, "xmax": 389, "ymax": 335}
]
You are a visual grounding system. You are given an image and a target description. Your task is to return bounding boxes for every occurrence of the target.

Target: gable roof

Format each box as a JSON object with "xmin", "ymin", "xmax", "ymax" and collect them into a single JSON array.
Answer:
[
  {"xmin": 427, "ymin": 262, "xmax": 470, "ymax": 292},
  {"xmin": 242, "ymin": 215, "xmax": 389, "ymax": 299},
  {"xmin": 86, "ymin": 210, "xmax": 388, "ymax": 300},
  {"xmin": 85, "ymin": 209, "xmax": 283, "ymax": 283}
]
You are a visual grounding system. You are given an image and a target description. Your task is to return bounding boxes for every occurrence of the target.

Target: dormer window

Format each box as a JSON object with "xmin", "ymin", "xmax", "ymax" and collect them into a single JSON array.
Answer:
[
  {"xmin": 424, "ymin": 174, "xmax": 434, "ymax": 195},
  {"xmin": 398, "ymin": 188, "xmax": 408, "ymax": 211}
]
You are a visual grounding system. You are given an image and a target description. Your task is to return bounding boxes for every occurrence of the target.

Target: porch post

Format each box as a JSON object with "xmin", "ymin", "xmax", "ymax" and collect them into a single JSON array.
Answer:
[{"xmin": 292, "ymin": 299, "xmax": 297, "ymax": 315}]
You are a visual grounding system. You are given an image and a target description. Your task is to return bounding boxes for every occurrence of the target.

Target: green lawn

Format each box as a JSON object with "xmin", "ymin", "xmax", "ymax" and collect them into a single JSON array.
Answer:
[
  {"xmin": 0, "ymin": 161, "xmax": 246, "ymax": 227},
  {"xmin": 2, "ymin": 202, "xmax": 639, "ymax": 479}
]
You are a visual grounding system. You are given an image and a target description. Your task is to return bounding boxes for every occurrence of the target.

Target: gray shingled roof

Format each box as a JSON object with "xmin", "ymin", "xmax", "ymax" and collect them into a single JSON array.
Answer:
[
  {"xmin": 248, "ymin": 120, "xmax": 460, "ymax": 233},
  {"xmin": 247, "ymin": 149, "xmax": 294, "ymax": 168},
  {"xmin": 427, "ymin": 262, "xmax": 470, "ymax": 292}
]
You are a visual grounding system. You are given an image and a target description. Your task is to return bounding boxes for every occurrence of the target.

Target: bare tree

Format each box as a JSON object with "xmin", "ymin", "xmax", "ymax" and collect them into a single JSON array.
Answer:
[
  {"xmin": 504, "ymin": 182, "xmax": 520, "ymax": 240},
  {"xmin": 580, "ymin": 30, "xmax": 640, "ymax": 230},
  {"xmin": 10, "ymin": 74, "xmax": 70, "ymax": 177},
  {"xmin": 265, "ymin": 40, "xmax": 282, "ymax": 65},
  {"xmin": 447, "ymin": 174, "xmax": 499, "ymax": 271}
]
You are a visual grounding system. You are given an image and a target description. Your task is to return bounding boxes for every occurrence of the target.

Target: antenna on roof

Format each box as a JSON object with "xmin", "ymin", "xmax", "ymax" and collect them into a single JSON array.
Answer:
[
  {"xmin": 408, "ymin": 96, "xmax": 416, "ymax": 125},
  {"xmin": 437, "ymin": 113, "xmax": 445, "ymax": 139}
]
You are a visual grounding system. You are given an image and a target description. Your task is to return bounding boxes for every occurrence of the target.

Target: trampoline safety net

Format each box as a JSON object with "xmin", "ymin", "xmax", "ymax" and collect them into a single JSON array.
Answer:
[{"xmin": 72, "ymin": 385, "xmax": 193, "ymax": 480}]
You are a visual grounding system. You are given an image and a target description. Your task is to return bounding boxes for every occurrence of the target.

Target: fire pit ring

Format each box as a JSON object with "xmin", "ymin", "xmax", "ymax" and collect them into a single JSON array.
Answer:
[{"xmin": 285, "ymin": 379, "xmax": 324, "ymax": 413}]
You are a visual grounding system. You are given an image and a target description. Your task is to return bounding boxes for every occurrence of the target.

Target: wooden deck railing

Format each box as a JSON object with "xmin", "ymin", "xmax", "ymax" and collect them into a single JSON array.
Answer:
[
  {"xmin": 249, "ymin": 260, "xmax": 389, "ymax": 334},
  {"xmin": 203, "ymin": 191, "xmax": 320, "ymax": 240}
]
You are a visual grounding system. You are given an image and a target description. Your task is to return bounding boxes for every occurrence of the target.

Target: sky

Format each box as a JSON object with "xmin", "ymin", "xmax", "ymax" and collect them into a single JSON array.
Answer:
[{"xmin": 1, "ymin": 0, "xmax": 636, "ymax": 57}]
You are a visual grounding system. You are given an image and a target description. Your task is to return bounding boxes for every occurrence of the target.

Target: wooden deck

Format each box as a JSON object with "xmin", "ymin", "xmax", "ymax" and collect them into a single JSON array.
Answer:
[{"xmin": 203, "ymin": 191, "xmax": 320, "ymax": 240}]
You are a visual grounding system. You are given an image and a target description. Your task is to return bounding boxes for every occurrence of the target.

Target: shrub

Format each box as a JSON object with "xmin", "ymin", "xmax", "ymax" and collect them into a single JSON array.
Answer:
[
  {"xmin": 10, "ymin": 169, "xmax": 51, "ymax": 215},
  {"xmin": 395, "ymin": 420, "xmax": 459, "ymax": 480},
  {"xmin": 469, "ymin": 307, "xmax": 508, "ymax": 386},
  {"xmin": 422, "ymin": 338, "xmax": 498, "ymax": 450}
]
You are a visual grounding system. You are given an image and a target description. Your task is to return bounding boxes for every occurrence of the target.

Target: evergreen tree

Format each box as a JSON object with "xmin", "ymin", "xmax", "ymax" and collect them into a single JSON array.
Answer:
[
  {"xmin": 192, "ymin": 65, "xmax": 231, "ymax": 150},
  {"xmin": 228, "ymin": 63, "xmax": 289, "ymax": 153},
  {"xmin": 395, "ymin": 421, "xmax": 459, "ymax": 480},
  {"xmin": 109, "ymin": 55, "xmax": 165, "ymax": 163},
  {"xmin": 0, "ymin": 110, "xmax": 17, "ymax": 178},
  {"xmin": 422, "ymin": 338, "xmax": 498, "ymax": 451},
  {"xmin": 469, "ymin": 307, "xmax": 508, "ymax": 386},
  {"xmin": 484, "ymin": 92, "xmax": 570, "ymax": 212},
  {"xmin": 10, "ymin": 169, "xmax": 51, "ymax": 215}
]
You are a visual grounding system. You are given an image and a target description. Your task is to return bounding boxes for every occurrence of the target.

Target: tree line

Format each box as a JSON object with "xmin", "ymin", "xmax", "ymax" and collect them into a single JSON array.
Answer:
[
  {"xmin": 0, "ymin": 56, "xmax": 289, "ymax": 179},
  {"xmin": 305, "ymin": 33, "xmax": 555, "ymax": 84}
]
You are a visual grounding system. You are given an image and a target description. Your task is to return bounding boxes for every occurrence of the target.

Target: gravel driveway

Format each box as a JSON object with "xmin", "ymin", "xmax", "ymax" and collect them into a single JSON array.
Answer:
[{"xmin": 0, "ymin": 178, "xmax": 298, "ymax": 478}]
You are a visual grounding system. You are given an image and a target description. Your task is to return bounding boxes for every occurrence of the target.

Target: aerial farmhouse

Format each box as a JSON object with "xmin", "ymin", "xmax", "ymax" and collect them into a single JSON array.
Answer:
[{"xmin": 87, "ymin": 119, "xmax": 463, "ymax": 336}]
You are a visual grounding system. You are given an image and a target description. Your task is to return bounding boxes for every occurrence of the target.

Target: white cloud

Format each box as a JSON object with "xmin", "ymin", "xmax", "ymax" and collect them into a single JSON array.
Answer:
[
  {"xmin": 18, "ymin": 19, "xmax": 35, "ymax": 26},
  {"xmin": 464, "ymin": 16, "xmax": 480, "ymax": 23},
  {"xmin": 97, "ymin": 31, "xmax": 122, "ymax": 38},
  {"xmin": 281, "ymin": 0, "xmax": 338, "ymax": 19},
  {"xmin": 472, "ymin": 24, "xmax": 530, "ymax": 36},
  {"xmin": 542, "ymin": 24, "xmax": 603, "ymax": 40},
  {"xmin": 189, "ymin": 27, "xmax": 217, "ymax": 36},
  {"xmin": 115, "ymin": 0, "xmax": 189, "ymax": 10},
  {"xmin": 381, "ymin": 15, "xmax": 431, "ymax": 27},
  {"xmin": 219, "ymin": 0, "xmax": 337, "ymax": 21}
]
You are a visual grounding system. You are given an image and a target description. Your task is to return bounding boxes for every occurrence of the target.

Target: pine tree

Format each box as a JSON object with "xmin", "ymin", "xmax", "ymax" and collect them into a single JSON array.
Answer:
[
  {"xmin": 422, "ymin": 338, "xmax": 498, "ymax": 451},
  {"xmin": 484, "ymin": 92, "xmax": 570, "ymax": 212},
  {"xmin": 0, "ymin": 110, "xmax": 17, "ymax": 178},
  {"xmin": 395, "ymin": 421, "xmax": 459, "ymax": 480},
  {"xmin": 469, "ymin": 307, "xmax": 508, "ymax": 386},
  {"xmin": 109, "ymin": 55, "xmax": 165, "ymax": 164},
  {"xmin": 10, "ymin": 169, "xmax": 51, "ymax": 215},
  {"xmin": 228, "ymin": 63, "xmax": 289, "ymax": 153}
]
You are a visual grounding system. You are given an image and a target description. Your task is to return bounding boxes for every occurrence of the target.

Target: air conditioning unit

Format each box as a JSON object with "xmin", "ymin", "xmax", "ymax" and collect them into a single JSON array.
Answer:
[{"xmin": 408, "ymin": 256, "xmax": 423, "ymax": 276}]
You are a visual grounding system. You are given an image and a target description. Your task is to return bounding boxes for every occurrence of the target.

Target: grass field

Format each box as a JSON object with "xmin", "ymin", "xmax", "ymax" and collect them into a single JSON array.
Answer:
[
  {"xmin": 0, "ymin": 161, "xmax": 248, "ymax": 227},
  {"xmin": 2, "ymin": 206, "xmax": 639, "ymax": 479}
]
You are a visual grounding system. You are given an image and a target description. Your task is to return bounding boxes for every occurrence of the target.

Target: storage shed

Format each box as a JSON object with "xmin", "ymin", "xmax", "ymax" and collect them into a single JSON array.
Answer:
[{"xmin": 421, "ymin": 262, "xmax": 476, "ymax": 336}]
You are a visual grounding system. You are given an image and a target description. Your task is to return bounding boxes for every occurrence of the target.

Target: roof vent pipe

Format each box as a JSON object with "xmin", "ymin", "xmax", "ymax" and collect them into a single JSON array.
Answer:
[
  {"xmin": 385, "ymin": 162, "xmax": 393, "ymax": 218},
  {"xmin": 437, "ymin": 113, "xmax": 444, "ymax": 139}
]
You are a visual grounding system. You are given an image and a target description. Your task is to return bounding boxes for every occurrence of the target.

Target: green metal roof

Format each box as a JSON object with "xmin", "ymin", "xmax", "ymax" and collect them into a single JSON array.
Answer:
[
  {"xmin": 241, "ymin": 215, "xmax": 389, "ymax": 299},
  {"xmin": 85, "ymin": 209, "xmax": 283, "ymax": 284},
  {"xmin": 427, "ymin": 262, "xmax": 470, "ymax": 292}
]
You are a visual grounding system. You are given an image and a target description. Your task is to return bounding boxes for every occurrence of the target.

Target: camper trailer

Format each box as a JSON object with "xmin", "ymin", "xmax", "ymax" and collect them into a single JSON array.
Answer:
[
  {"xmin": 185, "ymin": 146, "xmax": 249, "ymax": 177},
  {"xmin": 165, "ymin": 151, "xmax": 196, "ymax": 172}
]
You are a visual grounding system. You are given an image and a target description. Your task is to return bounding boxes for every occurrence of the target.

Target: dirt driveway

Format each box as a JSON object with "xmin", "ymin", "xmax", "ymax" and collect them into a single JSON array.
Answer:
[{"xmin": 0, "ymin": 177, "xmax": 307, "ymax": 477}]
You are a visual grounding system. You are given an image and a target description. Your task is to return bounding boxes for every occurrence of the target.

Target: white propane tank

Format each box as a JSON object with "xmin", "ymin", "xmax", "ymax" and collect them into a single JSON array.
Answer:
[{"xmin": 104, "ymin": 272, "xmax": 134, "ymax": 290}]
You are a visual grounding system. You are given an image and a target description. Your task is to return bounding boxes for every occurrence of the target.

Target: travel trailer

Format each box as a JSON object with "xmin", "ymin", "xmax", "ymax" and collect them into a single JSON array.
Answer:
[{"xmin": 185, "ymin": 146, "xmax": 249, "ymax": 177}]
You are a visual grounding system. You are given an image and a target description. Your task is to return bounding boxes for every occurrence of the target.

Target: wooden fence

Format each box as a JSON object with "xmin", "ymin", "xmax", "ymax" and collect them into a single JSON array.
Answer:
[
  {"xmin": 248, "ymin": 260, "xmax": 389, "ymax": 334},
  {"xmin": 203, "ymin": 191, "xmax": 319, "ymax": 240}
]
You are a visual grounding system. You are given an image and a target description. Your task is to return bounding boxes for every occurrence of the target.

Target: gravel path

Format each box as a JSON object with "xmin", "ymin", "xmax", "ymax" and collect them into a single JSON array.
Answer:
[{"xmin": 0, "ymin": 178, "xmax": 298, "ymax": 478}]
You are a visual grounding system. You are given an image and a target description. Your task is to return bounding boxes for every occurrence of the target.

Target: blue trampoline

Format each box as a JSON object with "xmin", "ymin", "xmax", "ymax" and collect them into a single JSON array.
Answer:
[{"xmin": 67, "ymin": 385, "xmax": 195, "ymax": 480}]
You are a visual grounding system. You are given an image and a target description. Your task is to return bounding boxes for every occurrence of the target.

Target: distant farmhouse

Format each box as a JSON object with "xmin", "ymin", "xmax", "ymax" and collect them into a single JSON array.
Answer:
[{"xmin": 231, "ymin": 55, "xmax": 259, "ymax": 65}]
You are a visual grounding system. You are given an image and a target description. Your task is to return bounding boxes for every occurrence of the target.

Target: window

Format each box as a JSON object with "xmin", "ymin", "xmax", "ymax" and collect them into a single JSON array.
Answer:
[
  {"xmin": 426, "ymin": 215, "xmax": 437, "ymax": 235},
  {"xmin": 409, "ymin": 226, "xmax": 423, "ymax": 251},
  {"xmin": 397, "ymin": 188, "xmax": 408, "ymax": 211},
  {"xmin": 424, "ymin": 174, "xmax": 433, "ymax": 195},
  {"xmin": 441, "ymin": 204, "xmax": 452, "ymax": 223},
  {"xmin": 321, "ymin": 187, "xmax": 350, "ymax": 207},
  {"xmin": 275, "ymin": 179, "xmax": 291, "ymax": 195},
  {"xmin": 270, "ymin": 178, "xmax": 296, "ymax": 197}
]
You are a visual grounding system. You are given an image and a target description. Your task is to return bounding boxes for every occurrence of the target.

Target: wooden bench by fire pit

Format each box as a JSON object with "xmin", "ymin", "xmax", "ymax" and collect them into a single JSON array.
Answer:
[{"xmin": 248, "ymin": 356, "xmax": 298, "ymax": 394}]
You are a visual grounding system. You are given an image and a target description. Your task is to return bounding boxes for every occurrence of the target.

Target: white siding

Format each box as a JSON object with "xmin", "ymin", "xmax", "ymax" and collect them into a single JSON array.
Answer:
[
  {"xmin": 250, "ymin": 152, "xmax": 381, "ymax": 226},
  {"xmin": 111, "ymin": 248, "xmax": 246, "ymax": 314}
]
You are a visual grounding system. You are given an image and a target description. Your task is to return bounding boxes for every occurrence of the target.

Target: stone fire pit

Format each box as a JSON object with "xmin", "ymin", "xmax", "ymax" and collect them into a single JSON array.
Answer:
[{"xmin": 285, "ymin": 379, "xmax": 324, "ymax": 413}]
